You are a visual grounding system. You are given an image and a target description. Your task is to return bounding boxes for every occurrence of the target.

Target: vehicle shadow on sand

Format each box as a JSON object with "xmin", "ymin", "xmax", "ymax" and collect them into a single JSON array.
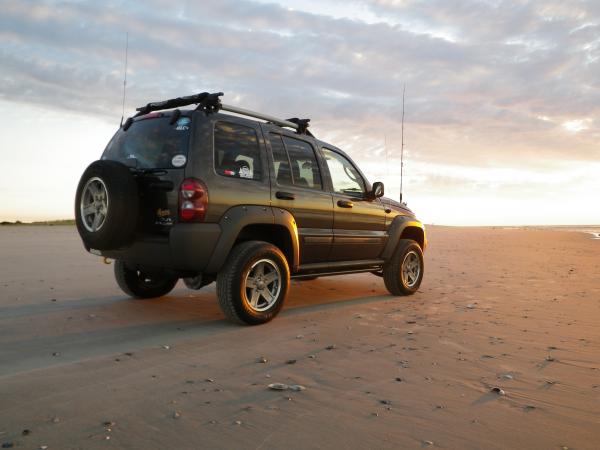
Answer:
[{"xmin": 0, "ymin": 276, "xmax": 396, "ymax": 378}]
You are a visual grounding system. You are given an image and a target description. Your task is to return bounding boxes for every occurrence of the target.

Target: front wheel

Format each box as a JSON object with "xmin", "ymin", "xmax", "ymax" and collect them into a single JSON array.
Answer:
[
  {"xmin": 216, "ymin": 241, "xmax": 290, "ymax": 325},
  {"xmin": 383, "ymin": 239, "xmax": 424, "ymax": 296},
  {"xmin": 114, "ymin": 260, "xmax": 178, "ymax": 298}
]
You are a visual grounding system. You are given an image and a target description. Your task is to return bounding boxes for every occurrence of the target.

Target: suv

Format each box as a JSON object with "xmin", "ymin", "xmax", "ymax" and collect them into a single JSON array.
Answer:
[{"xmin": 75, "ymin": 92, "xmax": 426, "ymax": 325}]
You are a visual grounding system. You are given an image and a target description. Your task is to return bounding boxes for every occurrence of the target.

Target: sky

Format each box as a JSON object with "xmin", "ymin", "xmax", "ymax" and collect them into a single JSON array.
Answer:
[{"xmin": 1, "ymin": 0, "xmax": 599, "ymax": 225}]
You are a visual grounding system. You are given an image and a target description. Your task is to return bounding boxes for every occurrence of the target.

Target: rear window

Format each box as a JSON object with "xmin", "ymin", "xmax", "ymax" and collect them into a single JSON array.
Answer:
[{"xmin": 102, "ymin": 115, "xmax": 191, "ymax": 169}]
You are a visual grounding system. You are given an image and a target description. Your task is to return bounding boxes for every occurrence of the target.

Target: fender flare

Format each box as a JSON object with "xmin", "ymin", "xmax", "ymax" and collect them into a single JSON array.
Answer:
[
  {"xmin": 204, "ymin": 205, "xmax": 299, "ymax": 274},
  {"xmin": 381, "ymin": 215, "xmax": 426, "ymax": 261}
]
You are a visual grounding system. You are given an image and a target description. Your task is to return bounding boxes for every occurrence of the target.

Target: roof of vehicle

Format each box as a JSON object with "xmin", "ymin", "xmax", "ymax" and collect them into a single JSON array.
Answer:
[{"xmin": 127, "ymin": 92, "xmax": 374, "ymax": 189}]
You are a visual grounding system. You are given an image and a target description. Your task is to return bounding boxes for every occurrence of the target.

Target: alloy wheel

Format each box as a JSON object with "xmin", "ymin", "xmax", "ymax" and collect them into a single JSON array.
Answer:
[
  {"xmin": 401, "ymin": 250, "xmax": 421, "ymax": 288},
  {"xmin": 243, "ymin": 259, "xmax": 282, "ymax": 312},
  {"xmin": 80, "ymin": 177, "xmax": 109, "ymax": 232}
]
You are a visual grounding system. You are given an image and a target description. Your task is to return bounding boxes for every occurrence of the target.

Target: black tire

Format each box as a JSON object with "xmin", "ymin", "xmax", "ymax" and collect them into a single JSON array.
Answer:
[
  {"xmin": 216, "ymin": 241, "xmax": 290, "ymax": 325},
  {"xmin": 114, "ymin": 260, "xmax": 178, "ymax": 299},
  {"xmin": 75, "ymin": 160, "xmax": 138, "ymax": 250},
  {"xmin": 383, "ymin": 239, "xmax": 424, "ymax": 296}
]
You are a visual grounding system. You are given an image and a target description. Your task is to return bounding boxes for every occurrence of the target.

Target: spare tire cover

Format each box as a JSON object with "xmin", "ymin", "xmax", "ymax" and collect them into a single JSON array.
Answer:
[{"xmin": 75, "ymin": 160, "xmax": 139, "ymax": 250}]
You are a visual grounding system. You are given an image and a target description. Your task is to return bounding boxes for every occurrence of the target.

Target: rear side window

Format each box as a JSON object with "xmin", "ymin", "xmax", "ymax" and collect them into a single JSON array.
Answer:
[
  {"xmin": 269, "ymin": 134, "xmax": 322, "ymax": 190},
  {"xmin": 102, "ymin": 116, "xmax": 191, "ymax": 169},
  {"xmin": 214, "ymin": 122, "xmax": 262, "ymax": 180},
  {"xmin": 270, "ymin": 134, "xmax": 293, "ymax": 186}
]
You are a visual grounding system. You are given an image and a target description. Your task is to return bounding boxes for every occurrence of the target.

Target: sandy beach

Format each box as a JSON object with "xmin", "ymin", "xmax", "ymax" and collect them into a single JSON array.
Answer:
[{"xmin": 0, "ymin": 225, "xmax": 599, "ymax": 449}]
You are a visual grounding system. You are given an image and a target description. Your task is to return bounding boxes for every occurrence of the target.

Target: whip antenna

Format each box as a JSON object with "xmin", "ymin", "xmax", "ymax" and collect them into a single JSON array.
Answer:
[
  {"xmin": 384, "ymin": 133, "xmax": 389, "ymax": 190},
  {"xmin": 385, "ymin": 133, "xmax": 392, "ymax": 209},
  {"xmin": 120, "ymin": 32, "xmax": 129, "ymax": 127},
  {"xmin": 400, "ymin": 83, "xmax": 405, "ymax": 204}
]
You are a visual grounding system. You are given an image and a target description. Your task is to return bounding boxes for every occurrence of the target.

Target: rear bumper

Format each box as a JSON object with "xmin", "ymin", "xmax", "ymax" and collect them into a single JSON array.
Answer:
[{"xmin": 94, "ymin": 223, "xmax": 221, "ymax": 272}]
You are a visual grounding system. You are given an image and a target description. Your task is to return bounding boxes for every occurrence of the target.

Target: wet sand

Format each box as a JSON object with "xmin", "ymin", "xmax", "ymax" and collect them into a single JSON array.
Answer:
[{"xmin": 1, "ymin": 225, "xmax": 599, "ymax": 449}]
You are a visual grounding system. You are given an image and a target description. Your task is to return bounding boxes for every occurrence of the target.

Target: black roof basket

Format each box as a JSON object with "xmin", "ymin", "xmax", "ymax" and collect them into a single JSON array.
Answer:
[{"xmin": 134, "ymin": 92, "xmax": 223, "ymax": 117}]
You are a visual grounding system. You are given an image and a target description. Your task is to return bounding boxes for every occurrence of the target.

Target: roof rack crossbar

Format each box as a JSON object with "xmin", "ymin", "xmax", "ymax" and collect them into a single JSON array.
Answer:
[{"xmin": 220, "ymin": 104, "xmax": 299, "ymax": 131}]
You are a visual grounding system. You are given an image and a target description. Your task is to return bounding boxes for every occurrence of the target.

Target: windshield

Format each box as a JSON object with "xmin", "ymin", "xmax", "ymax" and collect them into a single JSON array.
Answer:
[{"xmin": 102, "ymin": 115, "xmax": 191, "ymax": 169}]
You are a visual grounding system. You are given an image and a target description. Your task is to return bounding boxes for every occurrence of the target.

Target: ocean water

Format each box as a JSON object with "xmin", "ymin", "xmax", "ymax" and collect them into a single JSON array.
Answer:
[
  {"xmin": 502, "ymin": 225, "xmax": 600, "ymax": 239},
  {"xmin": 549, "ymin": 226, "xmax": 600, "ymax": 239}
]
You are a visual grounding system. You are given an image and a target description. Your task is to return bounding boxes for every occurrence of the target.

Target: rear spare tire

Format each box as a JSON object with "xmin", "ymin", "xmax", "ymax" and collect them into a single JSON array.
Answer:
[{"xmin": 75, "ymin": 160, "xmax": 138, "ymax": 250}]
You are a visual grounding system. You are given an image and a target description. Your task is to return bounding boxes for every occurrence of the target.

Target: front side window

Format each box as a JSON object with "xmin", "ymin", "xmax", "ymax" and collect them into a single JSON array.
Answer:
[
  {"xmin": 322, "ymin": 148, "xmax": 365, "ymax": 197},
  {"xmin": 214, "ymin": 122, "xmax": 262, "ymax": 180}
]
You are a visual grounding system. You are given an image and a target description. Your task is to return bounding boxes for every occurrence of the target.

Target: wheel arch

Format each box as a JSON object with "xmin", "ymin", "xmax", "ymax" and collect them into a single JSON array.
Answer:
[
  {"xmin": 204, "ymin": 205, "xmax": 299, "ymax": 274},
  {"xmin": 234, "ymin": 223, "xmax": 296, "ymax": 271},
  {"xmin": 381, "ymin": 215, "xmax": 427, "ymax": 261},
  {"xmin": 400, "ymin": 226, "xmax": 425, "ymax": 250}
]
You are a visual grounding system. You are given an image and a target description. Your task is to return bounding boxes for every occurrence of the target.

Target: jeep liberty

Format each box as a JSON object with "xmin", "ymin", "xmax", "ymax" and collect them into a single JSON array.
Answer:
[{"xmin": 75, "ymin": 92, "xmax": 426, "ymax": 325}]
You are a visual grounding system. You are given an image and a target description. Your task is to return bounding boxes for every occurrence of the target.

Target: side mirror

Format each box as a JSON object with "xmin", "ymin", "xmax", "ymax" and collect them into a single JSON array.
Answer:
[{"xmin": 370, "ymin": 181, "xmax": 384, "ymax": 199}]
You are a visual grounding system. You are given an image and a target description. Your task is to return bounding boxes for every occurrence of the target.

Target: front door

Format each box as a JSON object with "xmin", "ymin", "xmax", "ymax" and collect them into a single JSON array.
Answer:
[
  {"xmin": 264, "ymin": 129, "xmax": 334, "ymax": 264},
  {"xmin": 320, "ymin": 147, "xmax": 387, "ymax": 261}
]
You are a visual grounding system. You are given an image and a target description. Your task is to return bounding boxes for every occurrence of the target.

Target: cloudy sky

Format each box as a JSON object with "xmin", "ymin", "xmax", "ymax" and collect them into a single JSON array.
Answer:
[{"xmin": 1, "ymin": 0, "xmax": 599, "ymax": 225}]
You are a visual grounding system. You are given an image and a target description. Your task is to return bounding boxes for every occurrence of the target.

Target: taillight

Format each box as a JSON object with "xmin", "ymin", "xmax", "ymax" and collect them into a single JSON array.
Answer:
[{"xmin": 179, "ymin": 178, "xmax": 208, "ymax": 222}]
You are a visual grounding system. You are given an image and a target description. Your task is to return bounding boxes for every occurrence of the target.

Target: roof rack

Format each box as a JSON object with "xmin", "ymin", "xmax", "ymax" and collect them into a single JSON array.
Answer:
[{"xmin": 130, "ymin": 92, "xmax": 312, "ymax": 135}]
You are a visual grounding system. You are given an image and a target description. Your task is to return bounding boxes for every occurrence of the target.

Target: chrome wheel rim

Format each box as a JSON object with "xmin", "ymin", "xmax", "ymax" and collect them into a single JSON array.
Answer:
[
  {"xmin": 401, "ymin": 250, "xmax": 421, "ymax": 288},
  {"xmin": 243, "ymin": 259, "xmax": 282, "ymax": 312},
  {"xmin": 80, "ymin": 177, "xmax": 109, "ymax": 232}
]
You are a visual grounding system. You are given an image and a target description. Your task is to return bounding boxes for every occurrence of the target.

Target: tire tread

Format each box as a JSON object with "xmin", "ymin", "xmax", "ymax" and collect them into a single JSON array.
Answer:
[{"xmin": 383, "ymin": 239, "xmax": 423, "ymax": 296}]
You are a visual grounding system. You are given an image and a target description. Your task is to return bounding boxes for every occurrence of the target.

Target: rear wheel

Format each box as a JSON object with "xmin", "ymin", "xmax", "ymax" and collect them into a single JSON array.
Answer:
[
  {"xmin": 383, "ymin": 239, "xmax": 424, "ymax": 296},
  {"xmin": 114, "ymin": 260, "xmax": 178, "ymax": 299},
  {"xmin": 216, "ymin": 241, "xmax": 290, "ymax": 325}
]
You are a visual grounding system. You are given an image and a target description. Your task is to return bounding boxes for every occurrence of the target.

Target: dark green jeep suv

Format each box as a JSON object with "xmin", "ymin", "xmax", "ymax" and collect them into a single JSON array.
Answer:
[{"xmin": 75, "ymin": 92, "xmax": 426, "ymax": 325}]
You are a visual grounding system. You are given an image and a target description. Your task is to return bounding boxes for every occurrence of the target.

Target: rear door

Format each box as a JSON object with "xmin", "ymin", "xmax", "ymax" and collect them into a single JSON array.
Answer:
[
  {"xmin": 205, "ymin": 117, "xmax": 271, "ymax": 222},
  {"xmin": 319, "ymin": 147, "xmax": 387, "ymax": 261},
  {"xmin": 101, "ymin": 113, "xmax": 193, "ymax": 235},
  {"xmin": 264, "ymin": 129, "xmax": 334, "ymax": 264}
]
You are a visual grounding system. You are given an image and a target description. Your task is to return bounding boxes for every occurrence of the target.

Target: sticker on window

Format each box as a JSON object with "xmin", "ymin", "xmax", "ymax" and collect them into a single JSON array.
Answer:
[
  {"xmin": 171, "ymin": 154, "xmax": 187, "ymax": 167},
  {"xmin": 175, "ymin": 117, "xmax": 191, "ymax": 131},
  {"xmin": 239, "ymin": 166, "xmax": 253, "ymax": 179}
]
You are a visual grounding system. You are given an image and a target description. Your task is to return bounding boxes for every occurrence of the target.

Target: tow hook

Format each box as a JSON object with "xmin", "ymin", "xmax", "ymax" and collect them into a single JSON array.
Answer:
[{"xmin": 103, "ymin": 257, "xmax": 112, "ymax": 265}]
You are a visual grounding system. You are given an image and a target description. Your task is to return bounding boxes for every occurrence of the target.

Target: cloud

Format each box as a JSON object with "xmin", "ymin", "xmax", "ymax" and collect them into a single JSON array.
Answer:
[{"xmin": 1, "ymin": 0, "xmax": 599, "ymax": 173}]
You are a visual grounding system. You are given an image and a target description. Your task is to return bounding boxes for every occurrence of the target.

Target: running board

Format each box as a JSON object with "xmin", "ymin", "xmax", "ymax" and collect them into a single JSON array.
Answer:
[
  {"xmin": 292, "ymin": 267, "xmax": 381, "ymax": 279},
  {"xmin": 293, "ymin": 259, "xmax": 384, "ymax": 278}
]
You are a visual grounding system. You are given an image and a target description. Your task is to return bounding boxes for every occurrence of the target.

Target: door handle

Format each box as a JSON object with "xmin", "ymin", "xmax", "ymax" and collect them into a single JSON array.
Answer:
[
  {"xmin": 276, "ymin": 191, "xmax": 296, "ymax": 200},
  {"xmin": 337, "ymin": 199, "xmax": 353, "ymax": 208}
]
